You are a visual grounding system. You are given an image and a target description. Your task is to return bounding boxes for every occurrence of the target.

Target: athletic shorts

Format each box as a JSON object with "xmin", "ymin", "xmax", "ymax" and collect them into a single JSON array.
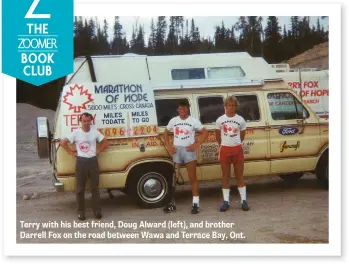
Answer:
[
  {"xmin": 219, "ymin": 145, "xmax": 244, "ymax": 165},
  {"xmin": 173, "ymin": 146, "xmax": 197, "ymax": 164}
]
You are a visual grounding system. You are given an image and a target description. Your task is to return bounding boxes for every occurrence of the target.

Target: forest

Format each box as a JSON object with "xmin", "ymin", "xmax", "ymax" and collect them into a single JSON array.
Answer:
[{"xmin": 17, "ymin": 16, "xmax": 328, "ymax": 110}]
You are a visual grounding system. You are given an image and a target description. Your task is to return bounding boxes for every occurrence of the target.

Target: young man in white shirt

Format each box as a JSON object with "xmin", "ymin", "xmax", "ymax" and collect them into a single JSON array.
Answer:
[
  {"xmin": 163, "ymin": 100, "xmax": 207, "ymax": 214},
  {"xmin": 60, "ymin": 112, "xmax": 109, "ymax": 220},
  {"xmin": 215, "ymin": 96, "xmax": 250, "ymax": 212}
]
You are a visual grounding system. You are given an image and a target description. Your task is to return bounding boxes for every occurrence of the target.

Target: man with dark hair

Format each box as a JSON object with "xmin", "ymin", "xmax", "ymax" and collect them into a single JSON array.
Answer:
[
  {"xmin": 60, "ymin": 112, "xmax": 109, "ymax": 220},
  {"xmin": 163, "ymin": 100, "xmax": 207, "ymax": 214}
]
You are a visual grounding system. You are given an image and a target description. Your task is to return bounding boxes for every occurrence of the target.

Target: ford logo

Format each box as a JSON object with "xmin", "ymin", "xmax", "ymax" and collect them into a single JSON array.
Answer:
[{"xmin": 279, "ymin": 127, "xmax": 299, "ymax": 135}]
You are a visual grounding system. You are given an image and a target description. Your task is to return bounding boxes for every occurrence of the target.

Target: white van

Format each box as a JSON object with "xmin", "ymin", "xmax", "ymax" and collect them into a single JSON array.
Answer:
[{"xmin": 36, "ymin": 52, "xmax": 329, "ymax": 208}]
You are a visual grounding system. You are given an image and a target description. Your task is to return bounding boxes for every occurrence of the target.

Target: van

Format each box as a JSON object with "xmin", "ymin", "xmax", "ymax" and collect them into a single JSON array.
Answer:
[{"xmin": 36, "ymin": 52, "xmax": 329, "ymax": 208}]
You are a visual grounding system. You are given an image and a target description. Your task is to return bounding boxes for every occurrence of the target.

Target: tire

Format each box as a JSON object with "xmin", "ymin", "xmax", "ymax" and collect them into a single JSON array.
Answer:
[
  {"xmin": 316, "ymin": 155, "xmax": 329, "ymax": 189},
  {"xmin": 127, "ymin": 163, "xmax": 173, "ymax": 208},
  {"xmin": 279, "ymin": 173, "xmax": 303, "ymax": 184}
]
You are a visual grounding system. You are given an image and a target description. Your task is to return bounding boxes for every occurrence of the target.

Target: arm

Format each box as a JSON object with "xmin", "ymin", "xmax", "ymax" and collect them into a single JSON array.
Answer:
[
  {"xmin": 60, "ymin": 138, "xmax": 77, "ymax": 157},
  {"xmin": 96, "ymin": 138, "xmax": 109, "ymax": 155},
  {"xmin": 164, "ymin": 128, "xmax": 176, "ymax": 154},
  {"xmin": 215, "ymin": 129, "xmax": 222, "ymax": 146},
  {"xmin": 240, "ymin": 130, "xmax": 246, "ymax": 142},
  {"xmin": 215, "ymin": 117, "xmax": 222, "ymax": 146},
  {"xmin": 240, "ymin": 118, "xmax": 247, "ymax": 143}
]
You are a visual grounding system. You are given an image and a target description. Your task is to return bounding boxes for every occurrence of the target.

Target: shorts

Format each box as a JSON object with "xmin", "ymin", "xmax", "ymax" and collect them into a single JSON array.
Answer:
[
  {"xmin": 173, "ymin": 146, "xmax": 197, "ymax": 164},
  {"xmin": 219, "ymin": 145, "xmax": 244, "ymax": 165}
]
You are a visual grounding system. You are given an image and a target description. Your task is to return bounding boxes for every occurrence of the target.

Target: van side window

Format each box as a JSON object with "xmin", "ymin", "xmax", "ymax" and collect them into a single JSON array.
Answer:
[
  {"xmin": 235, "ymin": 95, "xmax": 260, "ymax": 122},
  {"xmin": 207, "ymin": 66, "xmax": 246, "ymax": 79},
  {"xmin": 267, "ymin": 92, "xmax": 309, "ymax": 120},
  {"xmin": 171, "ymin": 68, "xmax": 205, "ymax": 80},
  {"xmin": 198, "ymin": 96, "xmax": 225, "ymax": 124},
  {"xmin": 155, "ymin": 98, "xmax": 191, "ymax": 126}
]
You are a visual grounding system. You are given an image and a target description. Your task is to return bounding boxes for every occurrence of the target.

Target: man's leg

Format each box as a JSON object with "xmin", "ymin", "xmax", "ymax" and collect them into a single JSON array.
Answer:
[
  {"xmin": 186, "ymin": 159, "xmax": 200, "ymax": 214},
  {"xmin": 219, "ymin": 146, "xmax": 232, "ymax": 212},
  {"xmin": 76, "ymin": 158, "xmax": 88, "ymax": 220},
  {"xmin": 163, "ymin": 148, "xmax": 179, "ymax": 213},
  {"xmin": 89, "ymin": 157, "xmax": 101, "ymax": 218},
  {"xmin": 233, "ymin": 153, "xmax": 249, "ymax": 211}
]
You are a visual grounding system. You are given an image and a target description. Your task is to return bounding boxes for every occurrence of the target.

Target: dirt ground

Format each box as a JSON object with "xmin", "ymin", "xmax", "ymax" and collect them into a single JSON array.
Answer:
[
  {"xmin": 288, "ymin": 42, "xmax": 328, "ymax": 70},
  {"xmin": 16, "ymin": 103, "xmax": 328, "ymax": 244}
]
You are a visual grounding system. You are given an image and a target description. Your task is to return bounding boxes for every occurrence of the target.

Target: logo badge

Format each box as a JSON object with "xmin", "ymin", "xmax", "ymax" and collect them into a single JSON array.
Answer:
[{"xmin": 278, "ymin": 126, "xmax": 299, "ymax": 136}]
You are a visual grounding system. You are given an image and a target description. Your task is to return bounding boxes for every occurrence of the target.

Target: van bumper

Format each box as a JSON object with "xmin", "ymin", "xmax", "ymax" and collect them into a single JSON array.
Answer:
[
  {"xmin": 54, "ymin": 181, "xmax": 64, "ymax": 192},
  {"xmin": 55, "ymin": 172, "xmax": 128, "ymax": 192}
]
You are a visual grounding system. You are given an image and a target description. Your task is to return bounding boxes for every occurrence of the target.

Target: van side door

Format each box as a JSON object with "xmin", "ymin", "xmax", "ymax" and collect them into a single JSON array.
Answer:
[
  {"xmin": 263, "ymin": 90, "xmax": 321, "ymax": 174},
  {"xmin": 192, "ymin": 93, "xmax": 227, "ymax": 180},
  {"xmin": 229, "ymin": 91, "xmax": 271, "ymax": 177}
]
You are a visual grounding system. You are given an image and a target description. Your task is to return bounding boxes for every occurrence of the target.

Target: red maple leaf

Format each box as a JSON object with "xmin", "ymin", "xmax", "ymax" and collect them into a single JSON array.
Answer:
[{"xmin": 62, "ymin": 84, "xmax": 94, "ymax": 113}]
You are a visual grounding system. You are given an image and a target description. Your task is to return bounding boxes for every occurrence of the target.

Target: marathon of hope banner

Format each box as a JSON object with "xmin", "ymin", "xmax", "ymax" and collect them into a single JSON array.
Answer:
[
  {"xmin": 60, "ymin": 82, "xmax": 159, "ymax": 138},
  {"xmin": 2, "ymin": 0, "xmax": 73, "ymax": 86}
]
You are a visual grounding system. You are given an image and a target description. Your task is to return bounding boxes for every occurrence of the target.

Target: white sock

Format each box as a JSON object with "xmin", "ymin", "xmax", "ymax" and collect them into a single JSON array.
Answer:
[
  {"xmin": 193, "ymin": 196, "xmax": 199, "ymax": 206},
  {"xmin": 238, "ymin": 186, "xmax": 246, "ymax": 203},
  {"xmin": 222, "ymin": 189, "xmax": 230, "ymax": 203}
]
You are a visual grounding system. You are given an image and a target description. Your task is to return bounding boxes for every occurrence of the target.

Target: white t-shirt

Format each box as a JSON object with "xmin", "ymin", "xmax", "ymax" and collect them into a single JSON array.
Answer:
[
  {"xmin": 66, "ymin": 128, "xmax": 105, "ymax": 158},
  {"xmin": 167, "ymin": 116, "xmax": 204, "ymax": 147},
  {"xmin": 215, "ymin": 114, "xmax": 246, "ymax": 147}
]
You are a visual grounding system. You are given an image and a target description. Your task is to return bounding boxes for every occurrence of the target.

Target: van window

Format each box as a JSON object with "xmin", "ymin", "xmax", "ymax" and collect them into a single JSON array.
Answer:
[
  {"xmin": 155, "ymin": 98, "xmax": 191, "ymax": 126},
  {"xmin": 235, "ymin": 95, "xmax": 261, "ymax": 122},
  {"xmin": 267, "ymin": 92, "xmax": 309, "ymax": 120},
  {"xmin": 171, "ymin": 68, "xmax": 205, "ymax": 80},
  {"xmin": 207, "ymin": 67, "xmax": 245, "ymax": 79},
  {"xmin": 198, "ymin": 96, "xmax": 225, "ymax": 124}
]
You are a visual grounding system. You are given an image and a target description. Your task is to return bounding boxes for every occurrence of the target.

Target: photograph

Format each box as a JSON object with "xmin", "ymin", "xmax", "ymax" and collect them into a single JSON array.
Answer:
[{"xmin": 15, "ymin": 14, "xmax": 331, "ymax": 247}]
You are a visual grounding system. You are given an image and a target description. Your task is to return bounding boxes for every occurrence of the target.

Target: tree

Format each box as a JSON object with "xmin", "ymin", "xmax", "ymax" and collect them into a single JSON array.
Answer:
[
  {"xmin": 155, "ymin": 16, "xmax": 167, "ymax": 54},
  {"xmin": 148, "ymin": 18, "xmax": 156, "ymax": 54},
  {"xmin": 165, "ymin": 16, "xmax": 177, "ymax": 54},
  {"xmin": 263, "ymin": 16, "xmax": 282, "ymax": 63},
  {"xmin": 111, "ymin": 16, "xmax": 125, "ymax": 54},
  {"xmin": 235, "ymin": 16, "xmax": 263, "ymax": 56}
]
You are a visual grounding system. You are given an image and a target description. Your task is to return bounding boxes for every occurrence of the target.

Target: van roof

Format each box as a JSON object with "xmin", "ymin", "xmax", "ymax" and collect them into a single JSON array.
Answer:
[{"xmin": 66, "ymin": 53, "xmax": 284, "ymax": 89}]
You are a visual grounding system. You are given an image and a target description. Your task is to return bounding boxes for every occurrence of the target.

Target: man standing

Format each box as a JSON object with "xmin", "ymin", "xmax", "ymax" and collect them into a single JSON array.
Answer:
[
  {"xmin": 215, "ymin": 96, "xmax": 250, "ymax": 212},
  {"xmin": 60, "ymin": 112, "xmax": 109, "ymax": 220},
  {"xmin": 163, "ymin": 100, "xmax": 207, "ymax": 214}
]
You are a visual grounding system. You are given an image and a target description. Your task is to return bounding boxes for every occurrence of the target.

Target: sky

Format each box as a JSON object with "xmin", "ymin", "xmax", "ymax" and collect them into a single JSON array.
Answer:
[{"xmin": 97, "ymin": 16, "xmax": 329, "ymax": 43}]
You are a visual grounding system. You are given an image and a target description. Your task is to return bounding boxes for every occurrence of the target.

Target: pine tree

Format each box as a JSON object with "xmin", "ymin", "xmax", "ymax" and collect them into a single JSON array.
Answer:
[
  {"xmin": 111, "ymin": 16, "xmax": 124, "ymax": 54},
  {"xmin": 155, "ymin": 16, "xmax": 167, "ymax": 54},
  {"xmin": 166, "ymin": 16, "xmax": 177, "ymax": 54},
  {"xmin": 148, "ymin": 18, "xmax": 156, "ymax": 54},
  {"xmin": 263, "ymin": 16, "xmax": 282, "ymax": 63}
]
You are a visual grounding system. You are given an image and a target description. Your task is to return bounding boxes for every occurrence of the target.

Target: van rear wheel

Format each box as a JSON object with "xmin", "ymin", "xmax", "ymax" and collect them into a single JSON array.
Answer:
[
  {"xmin": 127, "ymin": 164, "xmax": 173, "ymax": 208},
  {"xmin": 279, "ymin": 173, "xmax": 303, "ymax": 184}
]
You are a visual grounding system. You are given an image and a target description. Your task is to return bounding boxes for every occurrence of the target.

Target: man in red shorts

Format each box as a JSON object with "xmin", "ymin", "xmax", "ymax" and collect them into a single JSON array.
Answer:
[{"xmin": 215, "ymin": 96, "xmax": 249, "ymax": 212}]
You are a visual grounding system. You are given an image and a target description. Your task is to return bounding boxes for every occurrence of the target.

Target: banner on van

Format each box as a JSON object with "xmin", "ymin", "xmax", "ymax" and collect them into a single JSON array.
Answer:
[{"xmin": 60, "ymin": 83, "xmax": 159, "ymax": 138}]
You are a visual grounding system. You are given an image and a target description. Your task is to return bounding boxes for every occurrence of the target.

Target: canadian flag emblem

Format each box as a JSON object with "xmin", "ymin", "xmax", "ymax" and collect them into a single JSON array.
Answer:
[
  {"xmin": 223, "ymin": 124, "xmax": 238, "ymax": 134},
  {"xmin": 175, "ymin": 127, "xmax": 190, "ymax": 135},
  {"xmin": 62, "ymin": 84, "xmax": 94, "ymax": 113}
]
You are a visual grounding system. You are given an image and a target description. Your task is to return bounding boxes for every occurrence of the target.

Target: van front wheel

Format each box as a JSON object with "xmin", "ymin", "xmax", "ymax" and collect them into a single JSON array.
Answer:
[
  {"xmin": 316, "ymin": 156, "xmax": 329, "ymax": 189},
  {"xmin": 127, "ymin": 164, "xmax": 173, "ymax": 208}
]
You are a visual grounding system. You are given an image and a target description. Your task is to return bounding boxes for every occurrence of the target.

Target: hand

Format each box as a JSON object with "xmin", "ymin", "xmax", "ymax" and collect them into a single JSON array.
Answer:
[
  {"xmin": 167, "ymin": 145, "xmax": 177, "ymax": 154},
  {"xmin": 186, "ymin": 142, "xmax": 199, "ymax": 152},
  {"xmin": 70, "ymin": 151, "xmax": 77, "ymax": 157}
]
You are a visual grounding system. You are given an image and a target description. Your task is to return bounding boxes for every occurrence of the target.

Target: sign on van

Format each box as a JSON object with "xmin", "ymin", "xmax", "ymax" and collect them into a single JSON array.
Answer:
[{"xmin": 60, "ymin": 82, "xmax": 159, "ymax": 138}]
